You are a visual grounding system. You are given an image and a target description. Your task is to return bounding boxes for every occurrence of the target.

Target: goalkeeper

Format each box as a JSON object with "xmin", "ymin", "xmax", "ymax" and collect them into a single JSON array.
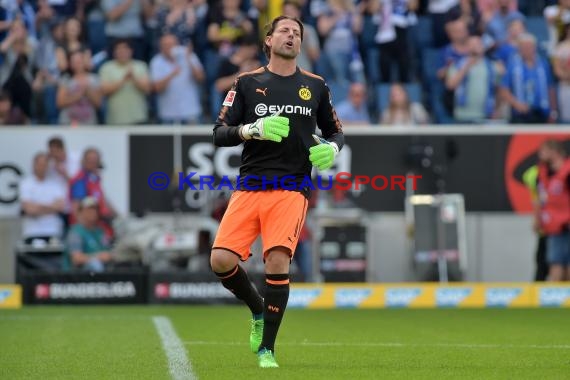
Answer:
[{"xmin": 211, "ymin": 15, "xmax": 344, "ymax": 369}]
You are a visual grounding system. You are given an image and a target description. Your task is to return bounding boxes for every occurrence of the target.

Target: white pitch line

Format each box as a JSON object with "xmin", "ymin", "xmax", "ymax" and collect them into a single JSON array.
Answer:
[
  {"xmin": 183, "ymin": 340, "xmax": 570, "ymax": 350},
  {"xmin": 152, "ymin": 316, "xmax": 196, "ymax": 380}
]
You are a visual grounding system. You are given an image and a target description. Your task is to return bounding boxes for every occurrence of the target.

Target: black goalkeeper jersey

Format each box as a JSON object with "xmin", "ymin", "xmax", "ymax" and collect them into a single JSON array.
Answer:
[{"xmin": 213, "ymin": 65, "xmax": 344, "ymax": 197}]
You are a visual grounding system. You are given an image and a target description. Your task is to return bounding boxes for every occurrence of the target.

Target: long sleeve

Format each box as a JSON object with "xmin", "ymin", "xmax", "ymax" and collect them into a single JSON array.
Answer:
[
  {"xmin": 317, "ymin": 81, "xmax": 345, "ymax": 151},
  {"xmin": 213, "ymin": 77, "xmax": 246, "ymax": 147}
]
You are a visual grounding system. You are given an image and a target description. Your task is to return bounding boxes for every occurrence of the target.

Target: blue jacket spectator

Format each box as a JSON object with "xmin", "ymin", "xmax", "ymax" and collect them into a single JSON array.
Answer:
[
  {"xmin": 499, "ymin": 33, "xmax": 558, "ymax": 123},
  {"xmin": 335, "ymin": 82, "xmax": 370, "ymax": 125}
]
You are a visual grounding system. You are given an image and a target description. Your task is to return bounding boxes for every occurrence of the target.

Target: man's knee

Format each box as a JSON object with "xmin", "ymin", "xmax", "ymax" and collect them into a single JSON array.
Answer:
[
  {"xmin": 265, "ymin": 248, "xmax": 291, "ymax": 274},
  {"xmin": 210, "ymin": 249, "xmax": 239, "ymax": 273}
]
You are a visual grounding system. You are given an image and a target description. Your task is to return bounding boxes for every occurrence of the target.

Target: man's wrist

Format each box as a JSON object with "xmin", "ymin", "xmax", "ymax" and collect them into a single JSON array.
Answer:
[
  {"xmin": 240, "ymin": 124, "xmax": 252, "ymax": 140},
  {"xmin": 329, "ymin": 142, "xmax": 339, "ymax": 155}
]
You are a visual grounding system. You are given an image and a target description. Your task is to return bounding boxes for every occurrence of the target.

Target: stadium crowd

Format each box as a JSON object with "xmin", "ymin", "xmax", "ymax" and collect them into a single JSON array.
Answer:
[
  {"xmin": 19, "ymin": 136, "xmax": 118, "ymax": 272},
  {"xmin": 0, "ymin": 0, "xmax": 565, "ymax": 126}
]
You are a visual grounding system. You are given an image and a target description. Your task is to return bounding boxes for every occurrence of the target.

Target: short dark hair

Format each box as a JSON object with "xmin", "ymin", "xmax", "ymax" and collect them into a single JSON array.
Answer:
[
  {"xmin": 113, "ymin": 38, "xmax": 132, "ymax": 51},
  {"xmin": 541, "ymin": 140, "xmax": 566, "ymax": 156},
  {"xmin": 262, "ymin": 15, "xmax": 304, "ymax": 60},
  {"xmin": 48, "ymin": 136, "xmax": 64, "ymax": 149}
]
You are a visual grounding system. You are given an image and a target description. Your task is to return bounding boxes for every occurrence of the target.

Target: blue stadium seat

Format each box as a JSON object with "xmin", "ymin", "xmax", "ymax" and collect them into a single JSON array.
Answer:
[
  {"xmin": 376, "ymin": 82, "xmax": 421, "ymax": 114},
  {"xmin": 421, "ymin": 48, "xmax": 442, "ymax": 86},
  {"xmin": 327, "ymin": 81, "xmax": 350, "ymax": 105}
]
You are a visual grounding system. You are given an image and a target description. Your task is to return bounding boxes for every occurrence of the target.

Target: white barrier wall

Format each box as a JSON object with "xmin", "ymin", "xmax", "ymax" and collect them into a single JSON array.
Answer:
[
  {"xmin": 0, "ymin": 128, "xmax": 129, "ymax": 217},
  {"xmin": 0, "ymin": 125, "xmax": 565, "ymax": 284}
]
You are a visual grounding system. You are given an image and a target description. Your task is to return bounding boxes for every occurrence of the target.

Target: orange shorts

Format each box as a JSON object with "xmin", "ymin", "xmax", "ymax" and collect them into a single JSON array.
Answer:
[{"xmin": 213, "ymin": 190, "xmax": 308, "ymax": 261}]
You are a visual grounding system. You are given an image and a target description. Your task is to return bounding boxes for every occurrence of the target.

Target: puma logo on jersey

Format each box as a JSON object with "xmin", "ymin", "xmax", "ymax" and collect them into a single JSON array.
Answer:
[
  {"xmin": 268, "ymin": 305, "xmax": 280, "ymax": 313},
  {"xmin": 256, "ymin": 88, "xmax": 268, "ymax": 96}
]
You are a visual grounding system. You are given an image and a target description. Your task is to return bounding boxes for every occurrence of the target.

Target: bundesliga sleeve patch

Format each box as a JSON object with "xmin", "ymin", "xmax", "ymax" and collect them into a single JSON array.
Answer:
[{"xmin": 223, "ymin": 91, "xmax": 236, "ymax": 107}]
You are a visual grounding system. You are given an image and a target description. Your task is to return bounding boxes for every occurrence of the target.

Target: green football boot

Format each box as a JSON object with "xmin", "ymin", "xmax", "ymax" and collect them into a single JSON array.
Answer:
[
  {"xmin": 250, "ymin": 318, "xmax": 263, "ymax": 353},
  {"xmin": 257, "ymin": 347, "xmax": 279, "ymax": 368}
]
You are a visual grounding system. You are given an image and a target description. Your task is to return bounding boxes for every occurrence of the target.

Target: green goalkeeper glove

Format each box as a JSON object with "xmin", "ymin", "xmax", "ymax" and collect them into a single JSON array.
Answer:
[
  {"xmin": 309, "ymin": 134, "xmax": 339, "ymax": 171},
  {"xmin": 240, "ymin": 115, "xmax": 290, "ymax": 142}
]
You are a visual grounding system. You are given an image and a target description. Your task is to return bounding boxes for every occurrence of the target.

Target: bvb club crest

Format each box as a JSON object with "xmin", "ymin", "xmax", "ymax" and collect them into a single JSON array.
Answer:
[{"xmin": 299, "ymin": 86, "xmax": 311, "ymax": 101}]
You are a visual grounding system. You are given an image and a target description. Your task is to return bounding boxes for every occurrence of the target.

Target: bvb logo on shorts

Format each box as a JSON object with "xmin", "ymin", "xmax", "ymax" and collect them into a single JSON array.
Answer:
[{"xmin": 299, "ymin": 86, "xmax": 311, "ymax": 101}]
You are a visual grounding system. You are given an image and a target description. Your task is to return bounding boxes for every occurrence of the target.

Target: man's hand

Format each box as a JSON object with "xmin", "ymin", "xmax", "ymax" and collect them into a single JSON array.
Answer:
[
  {"xmin": 513, "ymin": 101, "xmax": 530, "ymax": 114},
  {"xmin": 97, "ymin": 252, "xmax": 113, "ymax": 262},
  {"xmin": 240, "ymin": 115, "xmax": 290, "ymax": 142},
  {"xmin": 309, "ymin": 134, "xmax": 338, "ymax": 170}
]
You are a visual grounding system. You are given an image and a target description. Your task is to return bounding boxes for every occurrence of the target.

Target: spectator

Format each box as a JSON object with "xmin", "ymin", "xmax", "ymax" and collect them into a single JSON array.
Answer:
[
  {"xmin": 317, "ymin": 0, "xmax": 363, "ymax": 85},
  {"xmin": 56, "ymin": 49, "xmax": 102, "ymax": 126},
  {"xmin": 0, "ymin": 89, "xmax": 26, "ymax": 124},
  {"xmin": 35, "ymin": 0, "xmax": 56, "ymax": 38},
  {"xmin": 214, "ymin": 35, "xmax": 260, "ymax": 96},
  {"xmin": 380, "ymin": 83, "xmax": 430, "ymax": 125},
  {"xmin": 3, "ymin": 52, "xmax": 33, "ymax": 119},
  {"xmin": 335, "ymin": 82, "xmax": 371, "ymax": 125},
  {"xmin": 535, "ymin": 140, "xmax": 570, "ymax": 281},
  {"xmin": 492, "ymin": 18, "xmax": 525, "ymax": 66},
  {"xmin": 376, "ymin": 0, "xmax": 418, "ymax": 83},
  {"xmin": 156, "ymin": 0, "xmax": 200, "ymax": 46},
  {"xmin": 65, "ymin": 196, "xmax": 114, "ymax": 272},
  {"xmin": 0, "ymin": 18, "xmax": 36, "ymax": 91},
  {"xmin": 523, "ymin": 162, "xmax": 547, "ymax": 282},
  {"xmin": 445, "ymin": 35, "xmax": 503, "ymax": 123},
  {"xmin": 47, "ymin": 136, "xmax": 81, "ymax": 185},
  {"xmin": 47, "ymin": 136, "xmax": 81, "ymax": 229},
  {"xmin": 33, "ymin": 19, "xmax": 64, "ymax": 125},
  {"xmin": 484, "ymin": 0, "xmax": 524, "ymax": 49},
  {"xmin": 553, "ymin": 21, "xmax": 570, "ymax": 123},
  {"xmin": 50, "ymin": 0, "xmax": 83, "ymax": 19},
  {"xmin": 544, "ymin": 0, "xmax": 570, "ymax": 57},
  {"xmin": 499, "ymin": 33, "xmax": 558, "ymax": 124},
  {"xmin": 438, "ymin": 17, "xmax": 470, "ymax": 81},
  {"xmin": 100, "ymin": 39, "xmax": 151, "ymax": 124},
  {"xmin": 70, "ymin": 148, "xmax": 118, "ymax": 239},
  {"xmin": 101, "ymin": 0, "xmax": 147, "ymax": 61},
  {"xmin": 19, "ymin": 152, "xmax": 66, "ymax": 243},
  {"xmin": 359, "ymin": 0, "xmax": 381, "ymax": 83},
  {"xmin": 206, "ymin": 0, "xmax": 254, "ymax": 57},
  {"xmin": 282, "ymin": 0, "xmax": 320, "ymax": 73},
  {"xmin": 457, "ymin": 0, "xmax": 484, "ymax": 36},
  {"xmin": 427, "ymin": 0, "xmax": 460, "ymax": 48},
  {"xmin": 56, "ymin": 17, "xmax": 92, "ymax": 73},
  {"xmin": 477, "ymin": 0, "xmax": 518, "ymax": 20},
  {"xmin": 250, "ymin": 0, "xmax": 294, "ymax": 40},
  {"xmin": 150, "ymin": 34, "xmax": 205, "ymax": 124},
  {"xmin": 4, "ymin": 0, "xmax": 37, "ymax": 40}
]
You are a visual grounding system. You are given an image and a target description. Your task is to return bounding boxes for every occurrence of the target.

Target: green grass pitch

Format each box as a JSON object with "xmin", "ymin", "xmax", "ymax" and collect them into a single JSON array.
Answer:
[{"xmin": 1, "ymin": 306, "xmax": 570, "ymax": 380}]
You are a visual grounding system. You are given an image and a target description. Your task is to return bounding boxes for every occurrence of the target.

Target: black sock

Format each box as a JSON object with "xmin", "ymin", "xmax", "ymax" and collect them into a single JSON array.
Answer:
[
  {"xmin": 260, "ymin": 273, "xmax": 290, "ymax": 352},
  {"xmin": 215, "ymin": 265, "xmax": 263, "ymax": 315}
]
